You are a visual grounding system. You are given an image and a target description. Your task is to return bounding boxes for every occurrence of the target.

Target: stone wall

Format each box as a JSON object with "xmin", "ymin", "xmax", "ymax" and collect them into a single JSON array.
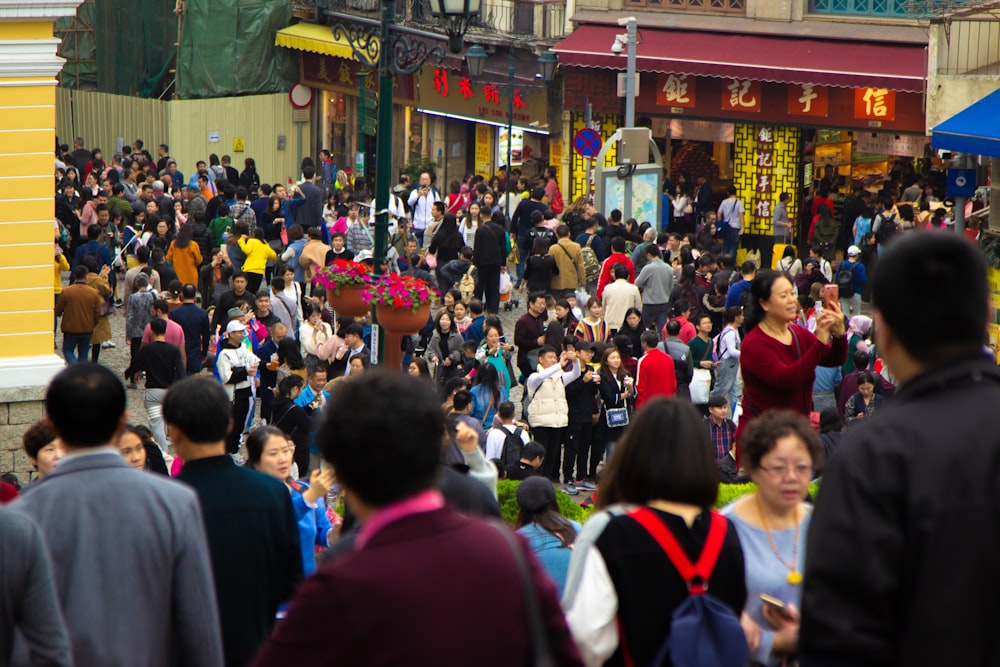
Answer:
[{"xmin": 0, "ymin": 387, "xmax": 46, "ymax": 486}]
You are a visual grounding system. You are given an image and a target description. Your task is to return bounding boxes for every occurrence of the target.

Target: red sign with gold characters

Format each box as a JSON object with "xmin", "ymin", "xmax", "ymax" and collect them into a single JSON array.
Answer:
[
  {"xmin": 721, "ymin": 79, "xmax": 761, "ymax": 113},
  {"xmin": 418, "ymin": 67, "xmax": 548, "ymax": 130},
  {"xmin": 853, "ymin": 88, "xmax": 896, "ymax": 122},
  {"xmin": 299, "ymin": 53, "xmax": 417, "ymax": 106},
  {"xmin": 787, "ymin": 83, "xmax": 829, "ymax": 117},
  {"xmin": 655, "ymin": 74, "xmax": 696, "ymax": 109}
]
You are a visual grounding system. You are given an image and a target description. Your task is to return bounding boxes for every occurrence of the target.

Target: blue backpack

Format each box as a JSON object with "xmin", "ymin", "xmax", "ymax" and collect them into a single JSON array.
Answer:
[{"xmin": 626, "ymin": 508, "xmax": 750, "ymax": 667}]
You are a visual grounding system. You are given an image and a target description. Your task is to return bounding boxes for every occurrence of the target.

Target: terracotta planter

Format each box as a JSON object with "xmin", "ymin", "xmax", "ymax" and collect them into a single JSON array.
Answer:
[
  {"xmin": 375, "ymin": 302, "xmax": 431, "ymax": 335},
  {"xmin": 326, "ymin": 285, "xmax": 369, "ymax": 318}
]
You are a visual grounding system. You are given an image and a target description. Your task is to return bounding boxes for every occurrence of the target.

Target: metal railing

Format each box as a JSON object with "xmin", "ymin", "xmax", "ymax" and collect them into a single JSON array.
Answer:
[
  {"xmin": 410, "ymin": 0, "xmax": 566, "ymax": 40},
  {"xmin": 623, "ymin": 0, "xmax": 745, "ymax": 14},
  {"xmin": 937, "ymin": 19, "xmax": 1000, "ymax": 75},
  {"xmin": 809, "ymin": 0, "xmax": 911, "ymax": 17}
]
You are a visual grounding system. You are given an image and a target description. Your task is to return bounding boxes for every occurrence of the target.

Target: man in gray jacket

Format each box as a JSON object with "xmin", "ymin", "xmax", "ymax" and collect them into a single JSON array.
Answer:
[
  {"xmin": 659, "ymin": 319, "xmax": 694, "ymax": 401},
  {"xmin": 634, "ymin": 244, "xmax": 674, "ymax": 332},
  {"xmin": 10, "ymin": 363, "xmax": 223, "ymax": 667},
  {"xmin": 0, "ymin": 506, "xmax": 71, "ymax": 666}
]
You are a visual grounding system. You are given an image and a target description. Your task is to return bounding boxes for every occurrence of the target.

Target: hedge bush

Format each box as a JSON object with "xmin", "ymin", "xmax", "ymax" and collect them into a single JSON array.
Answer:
[{"xmin": 495, "ymin": 478, "xmax": 821, "ymax": 526}]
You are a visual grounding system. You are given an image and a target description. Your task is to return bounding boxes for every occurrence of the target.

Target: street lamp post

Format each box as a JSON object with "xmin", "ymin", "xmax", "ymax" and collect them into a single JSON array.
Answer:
[
  {"xmin": 328, "ymin": 0, "xmax": 480, "ymax": 368},
  {"xmin": 464, "ymin": 45, "xmax": 557, "ymax": 223},
  {"xmin": 612, "ymin": 16, "xmax": 637, "ymax": 220}
]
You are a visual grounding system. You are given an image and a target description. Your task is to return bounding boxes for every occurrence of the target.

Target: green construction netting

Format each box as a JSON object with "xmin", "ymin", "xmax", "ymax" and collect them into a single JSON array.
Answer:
[
  {"xmin": 176, "ymin": 0, "xmax": 297, "ymax": 99},
  {"xmin": 94, "ymin": 0, "xmax": 176, "ymax": 97},
  {"xmin": 55, "ymin": 0, "xmax": 96, "ymax": 89}
]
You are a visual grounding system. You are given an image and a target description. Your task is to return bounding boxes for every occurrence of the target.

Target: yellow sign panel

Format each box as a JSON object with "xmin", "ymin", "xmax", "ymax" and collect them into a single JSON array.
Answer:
[
  {"xmin": 233, "ymin": 138, "xmax": 245, "ymax": 152},
  {"xmin": 474, "ymin": 125, "xmax": 491, "ymax": 177},
  {"xmin": 549, "ymin": 139, "xmax": 563, "ymax": 167}
]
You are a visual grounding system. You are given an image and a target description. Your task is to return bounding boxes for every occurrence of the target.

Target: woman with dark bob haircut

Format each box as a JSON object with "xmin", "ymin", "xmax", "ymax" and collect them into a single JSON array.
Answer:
[
  {"xmin": 565, "ymin": 398, "xmax": 749, "ymax": 666},
  {"xmin": 722, "ymin": 410, "xmax": 823, "ymax": 665}
]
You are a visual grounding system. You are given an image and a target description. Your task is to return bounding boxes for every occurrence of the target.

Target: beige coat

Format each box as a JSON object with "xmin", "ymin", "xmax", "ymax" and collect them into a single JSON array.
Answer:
[
  {"xmin": 84, "ymin": 273, "xmax": 112, "ymax": 343},
  {"xmin": 298, "ymin": 239, "xmax": 331, "ymax": 281}
]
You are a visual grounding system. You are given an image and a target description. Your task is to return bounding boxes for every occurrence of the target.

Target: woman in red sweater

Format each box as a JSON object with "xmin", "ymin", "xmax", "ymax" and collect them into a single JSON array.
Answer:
[{"xmin": 736, "ymin": 270, "xmax": 847, "ymax": 457}]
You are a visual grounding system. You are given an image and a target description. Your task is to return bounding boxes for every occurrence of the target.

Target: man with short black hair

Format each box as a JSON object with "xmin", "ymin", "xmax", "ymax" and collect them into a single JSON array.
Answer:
[
  {"xmin": 506, "ymin": 441, "xmax": 546, "ymax": 481},
  {"xmin": 514, "ymin": 291, "xmax": 548, "ymax": 378},
  {"xmin": 135, "ymin": 317, "xmax": 186, "ymax": 451},
  {"xmin": 10, "ymin": 364, "xmax": 223, "ymax": 666},
  {"xmin": 250, "ymin": 372, "xmax": 580, "ymax": 666},
  {"xmin": 659, "ymin": 320, "xmax": 692, "ymax": 401},
  {"xmin": 635, "ymin": 330, "xmax": 676, "ymax": 409},
  {"xmin": 212, "ymin": 272, "xmax": 250, "ymax": 333},
  {"xmin": 802, "ymin": 234, "xmax": 1000, "ymax": 665},
  {"xmin": 168, "ymin": 377, "xmax": 302, "ymax": 667},
  {"xmin": 724, "ymin": 260, "xmax": 756, "ymax": 309},
  {"xmin": 171, "ymin": 284, "xmax": 211, "ymax": 374},
  {"xmin": 143, "ymin": 298, "xmax": 186, "ymax": 350},
  {"xmin": 595, "ymin": 236, "xmax": 635, "ymax": 300},
  {"xmin": 55, "ymin": 265, "xmax": 103, "ymax": 363},
  {"xmin": 635, "ymin": 244, "xmax": 674, "ymax": 332},
  {"xmin": 406, "ymin": 171, "xmax": 441, "ymax": 244},
  {"xmin": 294, "ymin": 165, "xmax": 323, "ymax": 229}
]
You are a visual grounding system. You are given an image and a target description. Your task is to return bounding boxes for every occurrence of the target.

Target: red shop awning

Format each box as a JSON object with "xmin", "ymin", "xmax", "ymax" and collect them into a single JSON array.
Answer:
[{"xmin": 553, "ymin": 24, "xmax": 926, "ymax": 93}]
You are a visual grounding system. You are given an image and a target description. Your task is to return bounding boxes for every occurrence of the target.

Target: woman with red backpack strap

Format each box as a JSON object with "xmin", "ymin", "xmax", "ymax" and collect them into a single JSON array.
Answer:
[{"xmin": 564, "ymin": 399, "xmax": 752, "ymax": 667}]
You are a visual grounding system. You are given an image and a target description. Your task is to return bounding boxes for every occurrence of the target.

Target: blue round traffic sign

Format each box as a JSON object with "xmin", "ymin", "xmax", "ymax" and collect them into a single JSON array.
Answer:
[{"xmin": 574, "ymin": 128, "xmax": 602, "ymax": 158}]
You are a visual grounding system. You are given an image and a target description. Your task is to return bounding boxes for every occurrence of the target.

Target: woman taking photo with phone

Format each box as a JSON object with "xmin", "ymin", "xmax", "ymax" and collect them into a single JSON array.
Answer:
[
  {"xmin": 722, "ymin": 410, "xmax": 823, "ymax": 666},
  {"xmin": 736, "ymin": 270, "xmax": 847, "ymax": 451}
]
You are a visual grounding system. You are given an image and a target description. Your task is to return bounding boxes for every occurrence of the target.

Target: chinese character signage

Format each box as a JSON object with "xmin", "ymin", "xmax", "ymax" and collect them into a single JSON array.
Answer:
[
  {"xmin": 417, "ymin": 67, "xmax": 548, "ymax": 131},
  {"xmin": 754, "ymin": 127, "xmax": 774, "ymax": 220},
  {"xmin": 853, "ymin": 88, "xmax": 896, "ymax": 122},
  {"xmin": 300, "ymin": 53, "xmax": 416, "ymax": 105},
  {"xmin": 787, "ymin": 83, "xmax": 828, "ymax": 117},
  {"xmin": 655, "ymin": 74, "xmax": 696, "ymax": 109},
  {"xmin": 721, "ymin": 79, "xmax": 761, "ymax": 113},
  {"xmin": 474, "ymin": 125, "xmax": 491, "ymax": 175}
]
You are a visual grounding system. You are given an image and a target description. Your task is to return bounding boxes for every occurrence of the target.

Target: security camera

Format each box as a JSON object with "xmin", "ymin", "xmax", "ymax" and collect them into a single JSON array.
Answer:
[{"xmin": 611, "ymin": 39, "xmax": 624, "ymax": 54}]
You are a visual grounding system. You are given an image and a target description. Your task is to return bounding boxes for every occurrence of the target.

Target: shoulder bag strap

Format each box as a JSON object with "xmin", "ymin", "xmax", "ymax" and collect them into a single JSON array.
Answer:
[
  {"xmin": 628, "ymin": 507, "xmax": 727, "ymax": 594},
  {"xmin": 490, "ymin": 522, "xmax": 556, "ymax": 667},
  {"xmin": 554, "ymin": 241, "xmax": 581, "ymax": 284}
]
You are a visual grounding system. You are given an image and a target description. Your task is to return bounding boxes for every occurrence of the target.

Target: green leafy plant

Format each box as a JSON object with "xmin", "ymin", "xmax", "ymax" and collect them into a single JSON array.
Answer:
[
  {"xmin": 496, "ymin": 477, "xmax": 822, "ymax": 526},
  {"xmin": 401, "ymin": 157, "xmax": 438, "ymax": 183}
]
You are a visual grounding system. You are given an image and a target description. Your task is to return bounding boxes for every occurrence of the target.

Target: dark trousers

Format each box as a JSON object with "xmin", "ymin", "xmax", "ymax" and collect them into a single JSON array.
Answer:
[
  {"xmin": 62, "ymin": 332, "xmax": 92, "ymax": 364},
  {"xmin": 125, "ymin": 337, "xmax": 143, "ymax": 381},
  {"xmin": 227, "ymin": 387, "xmax": 252, "ymax": 454},
  {"xmin": 589, "ymin": 439, "xmax": 607, "ymax": 479},
  {"xmin": 533, "ymin": 426, "xmax": 565, "ymax": 481},
  {"xmin": 477, "ymin": 263, "xmax": 501, "ymax": 314},
  {"xmin": 294, "ymin": 440, "xmax": 311, "ymax": 478},
  {"xmin": 245, "ymin": 272, "xmax": 263, "ymax": 294},
  {"xmin": 642, "ymin": 302, "xmax": 670, "ymax": 333},
  {"xmin": 565, "ymin": 420, "xmax": 593, "ymax": 482}
]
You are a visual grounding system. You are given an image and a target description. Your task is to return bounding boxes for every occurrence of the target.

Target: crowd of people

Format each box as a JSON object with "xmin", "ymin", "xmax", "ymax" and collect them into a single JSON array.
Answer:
[{"xmin": 1, "ymin": 138, "xmax": 997, "ymax": 666}]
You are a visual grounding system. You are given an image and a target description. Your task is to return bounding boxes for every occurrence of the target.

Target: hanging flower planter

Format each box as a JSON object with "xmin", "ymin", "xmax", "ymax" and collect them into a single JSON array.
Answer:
[
  {"xmin": 311, "ymin": 260, "xmax": 373, "ymax": 317},
  {"xmin": 365, "ymin": 273, "xmax": 438, "ymax": 335}
]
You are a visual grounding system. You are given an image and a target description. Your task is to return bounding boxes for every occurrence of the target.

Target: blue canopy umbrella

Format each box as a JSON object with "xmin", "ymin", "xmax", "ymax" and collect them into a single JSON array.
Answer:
[{"xmin": 932, "ymin": 87, "xmax": 1000, "ymax": 158}]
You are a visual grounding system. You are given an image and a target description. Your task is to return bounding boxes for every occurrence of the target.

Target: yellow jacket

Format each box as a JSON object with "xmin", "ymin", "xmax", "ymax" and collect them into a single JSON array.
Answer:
[
  {"xmin": 54, "ymin": 253, "xmax": 70, "ymax": 294},
  {"xmin": 238, "ymin": 237, "xmax": 277, "ymax": 275}
]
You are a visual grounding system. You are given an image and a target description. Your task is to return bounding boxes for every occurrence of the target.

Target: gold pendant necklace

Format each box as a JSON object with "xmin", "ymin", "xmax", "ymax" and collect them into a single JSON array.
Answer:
[{"xmin": 755, "ymin": 494, "xmax": 802, "ymax": 586}]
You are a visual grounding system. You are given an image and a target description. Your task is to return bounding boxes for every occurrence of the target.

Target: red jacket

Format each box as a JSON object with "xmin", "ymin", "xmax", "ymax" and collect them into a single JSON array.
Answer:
[
  {"xmin": 635, "ymin": 348, "xmax": 677, "ymax": 411},
  {"xmin": 596, "ymin": 253, "xmax": 635, "ymax": 300}
]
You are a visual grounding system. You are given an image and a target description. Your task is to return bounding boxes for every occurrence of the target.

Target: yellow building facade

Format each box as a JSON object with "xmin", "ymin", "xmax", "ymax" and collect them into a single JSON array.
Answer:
[{"xmin": 0, "ymin": 1, "xmax": 80, "ymax": 461}]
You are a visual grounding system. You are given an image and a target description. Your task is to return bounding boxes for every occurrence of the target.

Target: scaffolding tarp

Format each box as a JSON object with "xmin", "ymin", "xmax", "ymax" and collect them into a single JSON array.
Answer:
[
  {"xmin": 94, "ymin": 0, "xmax": 176, "ymax": 97},
  {"xmin": 177, "ymin": 0, "xmax": 297, "ymax": 99},
  {"xmin": 55, "ymin": 0, "xmax": 96, "ymax": 90}
]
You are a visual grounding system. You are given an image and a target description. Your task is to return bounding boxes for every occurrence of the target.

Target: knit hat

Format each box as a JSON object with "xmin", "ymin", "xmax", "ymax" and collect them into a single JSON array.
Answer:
[{"xmin": 515, "ymin": 477, "xmax": 556, "ymax": 513}]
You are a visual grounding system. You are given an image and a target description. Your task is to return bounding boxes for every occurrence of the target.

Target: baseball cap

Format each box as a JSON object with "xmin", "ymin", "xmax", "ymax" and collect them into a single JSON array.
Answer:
[
  {"xmin": 847, "ymin": 245, "xmax": 861, "ymax": 256},
  {"xmin": 225, "ymin": 320, "xmax": 246, "ymax": 334},
  {"xmin": 355, "ymin": 249, "xmax": 374, "ymax": 262}
]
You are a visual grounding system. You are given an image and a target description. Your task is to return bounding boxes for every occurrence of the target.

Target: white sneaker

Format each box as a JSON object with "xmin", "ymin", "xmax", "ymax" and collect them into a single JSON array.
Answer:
[{"xmin": 101, "ymin": 341, "xmax": 116, "ymax": 349}]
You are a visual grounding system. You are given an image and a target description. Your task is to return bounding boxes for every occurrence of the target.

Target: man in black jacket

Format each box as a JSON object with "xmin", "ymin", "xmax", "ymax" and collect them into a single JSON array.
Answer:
[
  {"xmin": 801, "ymin": 233, "xmax": 1000, "ymax": 666},
  {"xmin": 472, "ymin": 213, "xmax": 507, "ymax": 314},
  {"xmin": 167, "ymin": 377, "xmax": 301, "ymax": 667},
  {"xmin": 510, "ymin": 186, "xmax": 548, "ymax": 286}
]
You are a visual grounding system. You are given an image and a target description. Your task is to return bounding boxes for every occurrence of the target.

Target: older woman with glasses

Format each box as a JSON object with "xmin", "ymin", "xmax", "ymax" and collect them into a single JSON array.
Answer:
[
  {"xmin": 246, "ymin": 426, "xmax": 338, "ymax": 575},
  {"xmin": 722, "ymin": 410, "xmax": 824, "ymax": 666}
]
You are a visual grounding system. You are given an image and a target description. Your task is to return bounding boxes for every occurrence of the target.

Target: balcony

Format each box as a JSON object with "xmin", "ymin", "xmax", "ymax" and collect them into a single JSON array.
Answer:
[
  {"xmin": 411, "ymin": 0, "xmax": 567, "ymax": 40},
  {"xmin": 809, "ymin": 0, "xmax": 911, "ymax": 17},
  {"xmin": 936, "ymin": 19, "xmax": 1000, "ymax": 75},
  {"xmin": 622, "ymin": 0, "xmax": 745, "ymax": 14}
]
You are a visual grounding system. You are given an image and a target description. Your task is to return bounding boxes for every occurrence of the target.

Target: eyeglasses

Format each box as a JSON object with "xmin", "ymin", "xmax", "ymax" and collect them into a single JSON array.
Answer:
[{"xmin": 758, "ymin": 464, "xmax": 813, "ymax": 479}]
